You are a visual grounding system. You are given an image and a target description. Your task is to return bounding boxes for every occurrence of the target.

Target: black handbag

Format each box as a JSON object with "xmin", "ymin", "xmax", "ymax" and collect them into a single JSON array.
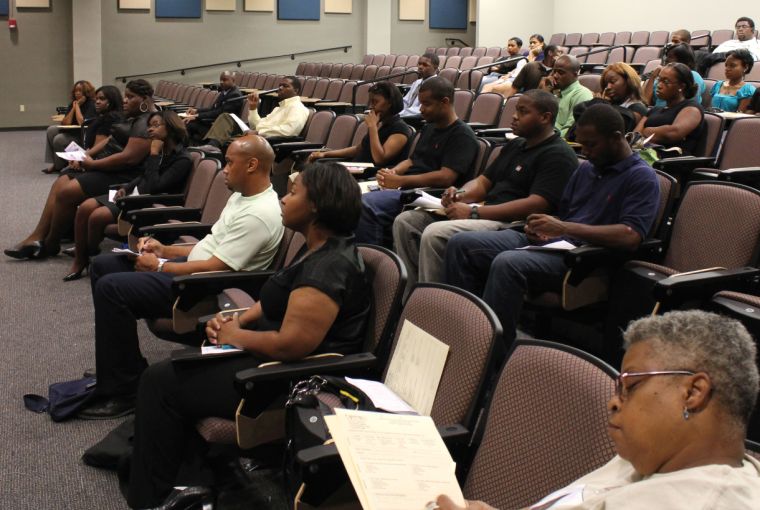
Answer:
[{"xmin": 283, "ymin": 375, "xmax": 378, "ymax": 504}]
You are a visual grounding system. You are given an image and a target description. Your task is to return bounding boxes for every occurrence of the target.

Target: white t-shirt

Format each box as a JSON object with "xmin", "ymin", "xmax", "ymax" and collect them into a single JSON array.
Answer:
[
  {"xmin": 529, "ymin": 454, "xmax": 760, "ymax": 510},
  {"xmin": 188, "ymin": 185, "xmax": 283, "ymax": 271},
  {"xmin": 713, "ymin": 38, "xmax": 760, "ymax": 61}
]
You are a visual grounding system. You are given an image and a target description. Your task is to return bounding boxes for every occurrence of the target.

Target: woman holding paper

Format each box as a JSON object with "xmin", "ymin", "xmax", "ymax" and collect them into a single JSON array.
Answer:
[
  {"xmin": 4, "ymin": 80, "xmax": 154, "ymax": 260},
  {"xmin": 308, "ymin": 81, "xmax": 413, "ymax": 168},
  {"xmin": 42, "ymin": 80, "xmax": 97, "ymax": 174},
  {"xmin": 434, "ymin": 311, "xmax": 760, "ymax": 509},
  {"xmin": 63, "ymin": 110, "xmax": 192, "ymax": 281},
  {"xmin": 122, "ymin": 162, "xmax": 371, "ymax": 509}
]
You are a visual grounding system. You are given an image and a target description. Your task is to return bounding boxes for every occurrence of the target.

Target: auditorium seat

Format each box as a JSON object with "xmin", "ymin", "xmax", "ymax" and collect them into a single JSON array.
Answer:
[
  {"xmin": 690, "ymin": 29, "xmax": 710, "ymax": 49},
  {"xmin": 394, "ymin": 55, "xmax": 409, "ymax": 67},
  {"xmin": 375, "ymin": 65, "xmax": 391, "ymax": 79},
  {"xmin": 446, "ymin": 47, "xmax": 460, "ymax": 57},
  {"xmin": 565, "ymin": 33, "xmax": 582, "ymax": 46},
  {"xmin": 339, "ymin": 63, "xmax": 354, "ymax": 80},
  {"xmin": 361, "ymin": 54, "xmax": 374, "ymax": 65},
  {"xmin": 466, "ymin": 92, "xmax": 503, "ymax": 129},
  {"xmin": 300, "ymin": 77, "xmax": 318, "ymax": 98},
  {"xmin": 630, "ymin": 30, "xmax": 650, "ymax": 46},
  {"xmin": 476, "ymin": 56, "xmax": 494, "ymax": 67},
  {"xmin": 349, "ymin": 64, "xmax": 365, "ymax": 81},
  {"xmin": 459, "ymin": 55, "xmax": 478, "ymax": 71},
  {"xmin": 293, "ymin": 283, "xmax": 504, "ymax": 508},
  {"xmin": 439, "ymin": 67, "xmax": 459, "ymax": 86},
  {"xmin": 471, "ymin": 47, "xmax": 488, "ymax": 57},
  {"xmin": 459, "ymin": 47, "xmax": 474, "ymax": 57},
  {"xmin": 485, "ymin": 47, "xmax": 502, "ymax": 58},
  {"xmin": 444, "ymin": 55, "xmax": 462, "ymax": 69},
  {"xmin": 382, "ymin": 54, "xmax": 397, "ymax": 67},
  {"xmin": 329, "ymin": 64, "xmax": 344, "ymax": 79},
  {"xmin": 579, "ymin": 73, "xmax": 602, "ymax": 93},
  {"xmin": 371, "ymin": 54, "xmax": 386, "ymax": 66},
  {"xmin": 406, "ymin": 55, "xmax": 419, "ymax": 68},
  {"xmin": 456, "ymin": 69, "xmax": 484, "ymax": 91},
  {"xmin": 614, "ymin": 31, "xmax": 632, "ymax": 45},
  {"xmin": 549, "ymin": 33, "xmax": 565, "ymax": 46},
  {"xmin": 649, "ymin": 30, "xmax": 669, "ymax": 46},
  {"xmin": 387, "ymin": 66, "xmax": 408, "ymax": 83},
  {"xmin": 453, "ymin": 89, "xmax": 474, "ymax": 120},
  {"xmin": 711, "ymin": 29, "xmax": 734, "ymax": 47},
  {"xmin": 598, "ymin": 32, "xmax": 615, "ymax": 46}
]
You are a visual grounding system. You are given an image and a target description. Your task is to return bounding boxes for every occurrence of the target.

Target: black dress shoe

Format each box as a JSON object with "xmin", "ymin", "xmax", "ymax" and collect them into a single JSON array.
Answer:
[
  {"xmin": 147, "ymin": 486, "xmax": 214, "ymax": 510},
  {"xmin": 63, "ymin": 266, "xmax": 87, "ymax": 281},
  {"xmin": 4, "ymin": 241, "xmax": 43, "ymax": 260},
  {"xmin": 78, "ymin": 395, "xmax": 136, "ymax": 420},
  {"xmin": 62, "ymin": 247, "xmax": 76, "ymax": 257}
]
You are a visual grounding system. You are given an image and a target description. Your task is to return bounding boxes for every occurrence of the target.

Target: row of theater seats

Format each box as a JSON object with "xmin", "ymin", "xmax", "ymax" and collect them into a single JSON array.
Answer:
[
  {"xmin": 153, "ymin": 82, "xmax": 220, "ymax": 109},
  {"xmin": 546, "ymin": 28, "xmax": 760, "ymax": 50}
]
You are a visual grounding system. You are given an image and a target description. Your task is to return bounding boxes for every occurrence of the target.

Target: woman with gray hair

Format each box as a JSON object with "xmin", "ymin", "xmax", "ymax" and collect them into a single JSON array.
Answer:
[{"xmin": 435, "ymin": 310, "xmax": 760, "ymax": 509}]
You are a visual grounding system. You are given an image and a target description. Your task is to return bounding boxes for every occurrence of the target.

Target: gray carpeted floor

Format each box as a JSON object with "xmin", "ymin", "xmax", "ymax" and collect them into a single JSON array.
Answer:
[
  {"xmin": 0, "ymin": 130, "xmax": 177, "ymax": 508},
  {"xmin": 0, "ymin": 131, "xmax": 291, "ymax": 509}
]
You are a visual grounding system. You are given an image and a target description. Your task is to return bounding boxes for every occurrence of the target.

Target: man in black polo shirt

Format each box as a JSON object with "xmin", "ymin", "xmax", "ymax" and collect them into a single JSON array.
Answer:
[
  {"xmin": 354, "ymin": 76, "xmax": 478, "ymax": 246},
  {"xmin": 392, "ymin": 89, "xmax": 577, "ymax": 288},
  {"xmin": 445, "ymin": 103, "xmax": 660, "ymax": 346}
]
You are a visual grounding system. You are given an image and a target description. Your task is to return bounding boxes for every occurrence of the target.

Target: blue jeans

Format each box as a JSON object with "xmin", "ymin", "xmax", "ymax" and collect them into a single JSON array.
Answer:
[
  {"xmin": 445, "ymin": 229, "xmax": 567, "ymax": 344},
  {"xmin": 355, "ymin": 190, "xmax": 403, "ymax": 246}
]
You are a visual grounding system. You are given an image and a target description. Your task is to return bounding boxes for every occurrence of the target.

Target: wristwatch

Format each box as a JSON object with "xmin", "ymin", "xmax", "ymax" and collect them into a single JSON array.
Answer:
[
  {"xmin": 157, "ymin": 259, "xmax": 166, "ymax": 272},
  {"xmin": 470, "ymin": 205, "xmax": 480, "ymax": 219}
]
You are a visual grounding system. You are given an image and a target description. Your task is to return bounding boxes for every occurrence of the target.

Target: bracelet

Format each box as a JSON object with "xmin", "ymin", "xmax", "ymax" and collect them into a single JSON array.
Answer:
[{"xmin": 157, "ymin": 259, "xmax": 166, "ymax": 272}]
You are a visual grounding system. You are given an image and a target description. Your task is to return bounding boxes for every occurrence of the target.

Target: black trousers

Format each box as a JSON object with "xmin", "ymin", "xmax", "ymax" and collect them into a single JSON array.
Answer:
[
  {"xmin": 91, "ymin": 254, "xmax": 177, "ymax": 397},
  {"xmin": 126, "ymin": 355, "xmax": 278, "ymax": 508}
]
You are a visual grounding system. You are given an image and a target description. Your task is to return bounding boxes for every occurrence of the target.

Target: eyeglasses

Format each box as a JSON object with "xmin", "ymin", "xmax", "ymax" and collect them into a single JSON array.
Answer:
[{"xmin": 615, "ymin": 370, "xmax": 695, "ymax": 401}]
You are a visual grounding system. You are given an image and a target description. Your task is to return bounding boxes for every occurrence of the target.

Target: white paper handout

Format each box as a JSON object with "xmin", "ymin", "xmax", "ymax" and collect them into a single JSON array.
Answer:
[
  {"xmin": 383, "ymin": 320, "xmax": 449, "ymax": 416},
  {"xmin": 229, "ymin": 113, "xmax": 251, "ymax": 134},
  {"xmin": 108, "ymin": 186, "xmax": 139, "ymax": 203},
  {"xmin": 408, "ymin": 189, "xmax": 443, "ymax": 210},
  {"xmin": 325, "ymin": 409, "xmax": 466, "ymax": 510},
  {"xmin": 55, "ymin": 140, "xmax": 88, "ymax": 162},
  {"xmin": 338, "ymin": 161, "xmax": 375, "ymax": 174},
  {"xmin": 344, "ymin": 377, "xmax": 418, "ymax": 415},
  {"xmin": 111, "ymin": 247, "xmax": 167, "ymax": 264},
  {"xmin": 200, "ymin": 343, "xmax": 243, "ymax": 355},
  {"xmin": 517, "ymin": 240, "xmax": 577, "ymax": 251}
]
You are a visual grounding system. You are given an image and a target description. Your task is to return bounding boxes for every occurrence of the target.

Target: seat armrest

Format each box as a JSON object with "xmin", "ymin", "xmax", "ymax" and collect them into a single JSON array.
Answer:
[
  {"xmin": 266, "ymin": 135, "xmax": 304, "ymax": 146},
  {"xmin": 234, "ymin": 353, "xmax": 378, "ymax": 394},
  {"xmin": 137, "ymin": 222, "xmax": 213, "ymax": 241},
  {"xmin": 563, "ymin": 239, "xmax": 664, "ymax": 285},
  {"xmin": 128, "ymin": 207, "xmax": 203, "ymax": 229},
  {"xmin": 108, "ymin": 182, "xmax": 130, "ymax": 191},
  {"xmin": 275, "ymin": 142, "xmax": 325, "ymax": 151},
  {"xmin": 291, "ymin": 147, "xmax": 327, "ymax": 159},
  {"xmin": 466, "ymin": 122, "xmax": 495, "ymax": 130},
  {"xmin": 474, "ymin": 127, "xmax": 513, "ymax": 136},
  {"xmin": 653, "ymin": 267, "xmax": 760, "ymax": 304},
  {"xmin": 172, "ymin": 270, "xmax": 275, "ymax": 311},
  {"xmin": 653, "ymin": 156, "xmax": 716, "ymax": 174},
  {"xmin": 117, "ymin": 193, "xmax": 185, "ymax": 212},
  {"xmin": 437, "ymin": 423, "xmax": 469, "ymax": 447},
  {"xmin": 717, "ymin": 167, "xmax": 760, "ymax": 182}
]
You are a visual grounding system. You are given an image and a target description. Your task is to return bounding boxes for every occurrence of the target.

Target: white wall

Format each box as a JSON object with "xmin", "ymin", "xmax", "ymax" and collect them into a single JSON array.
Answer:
[
  {"xmin": 552, "ymin": 1, "xmax": 757, "ymax": 34},
  {"xmin": 475, "ymin": 1, "xmax": 760, "ymax": 48},
  {"xmin": 476, "ymin": 0, "xmax": 553, "ymax": 48}
]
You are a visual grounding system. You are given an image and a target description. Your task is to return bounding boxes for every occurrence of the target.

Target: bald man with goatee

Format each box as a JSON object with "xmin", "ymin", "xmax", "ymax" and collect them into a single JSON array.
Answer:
[{"xmin": 78, "ymin": 135, "xmax": 284, "ymax": 419}]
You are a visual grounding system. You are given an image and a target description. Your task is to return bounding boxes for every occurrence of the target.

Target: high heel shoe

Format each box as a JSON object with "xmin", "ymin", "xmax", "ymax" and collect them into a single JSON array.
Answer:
[
  {"xmin": 63, "ymin": 266, "xmax": 87, "ymax": 282},
  {"xmin": 4, "ymin": 241, "xmax": 44, "ymax": 260},
  {"xmin": 149, "ymin": 486, "xmax": 214, "ymax": 510}
]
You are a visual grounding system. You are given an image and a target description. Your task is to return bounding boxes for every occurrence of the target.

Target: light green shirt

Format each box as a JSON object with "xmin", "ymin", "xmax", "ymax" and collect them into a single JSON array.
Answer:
[
  {"xmin": 556, "ymin": 80, "xmax": 594, "ymax": 138},
  {"xmin": 188, "ymin": 185, "xmax": 283, "ymax": 271}
]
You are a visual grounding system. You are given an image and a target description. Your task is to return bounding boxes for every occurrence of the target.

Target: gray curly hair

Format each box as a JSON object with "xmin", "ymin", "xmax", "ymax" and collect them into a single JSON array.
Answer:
[{"xmin": 623, "ymin": 310, "xmax": 759, "ymax": 428}]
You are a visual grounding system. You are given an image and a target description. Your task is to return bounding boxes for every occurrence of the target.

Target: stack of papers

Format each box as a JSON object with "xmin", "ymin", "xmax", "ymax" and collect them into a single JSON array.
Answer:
[
  {"xmin": 517, "ymin": 240, "xmax": 576, "ymax": 251},
  {"xmin": 325, "ymin": 409, "xmax": 466, "ymax": 510}
]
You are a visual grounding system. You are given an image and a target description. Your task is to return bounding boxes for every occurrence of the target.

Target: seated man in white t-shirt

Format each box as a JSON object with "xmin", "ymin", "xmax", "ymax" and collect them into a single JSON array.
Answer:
[
  {"xmin": 434, "ymin": 311, "xmax": 760, "ymax": 510},
  {"xmin": 713, "ymin": 17, "xmax": 760, "ymax": 60},
  {"xmin": 78, "ymin": 135, "xmax": 285, "ymax": 419}
]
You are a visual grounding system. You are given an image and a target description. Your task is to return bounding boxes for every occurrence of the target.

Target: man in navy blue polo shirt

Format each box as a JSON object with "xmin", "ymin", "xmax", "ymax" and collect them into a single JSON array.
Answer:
[{"xmin": 444, "ymin": 103, "xmax": 660, "ymax": 345}]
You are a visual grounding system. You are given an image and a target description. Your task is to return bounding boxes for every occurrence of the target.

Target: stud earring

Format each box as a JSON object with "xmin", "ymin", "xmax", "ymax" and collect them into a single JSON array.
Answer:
[{"xmin": 683, "ymin": 407, "xmax": 690, "ymax": 420}]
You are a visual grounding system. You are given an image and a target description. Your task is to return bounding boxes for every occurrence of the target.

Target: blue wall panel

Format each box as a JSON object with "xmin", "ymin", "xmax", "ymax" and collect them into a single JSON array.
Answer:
[
  {"xmin": 429, "ymin": 0, "xmax": 467, "ymax": 29},
  {"xmin": 156, "ymin": 0, "xmax": 202, "ymax": 18},
  {"xmin": 0, "ymin": 0, "xmax": 9, "ymax": 17},
  {"xmin": 277, "ymin": 0, "xmax": 319, "ymax": 20}
]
